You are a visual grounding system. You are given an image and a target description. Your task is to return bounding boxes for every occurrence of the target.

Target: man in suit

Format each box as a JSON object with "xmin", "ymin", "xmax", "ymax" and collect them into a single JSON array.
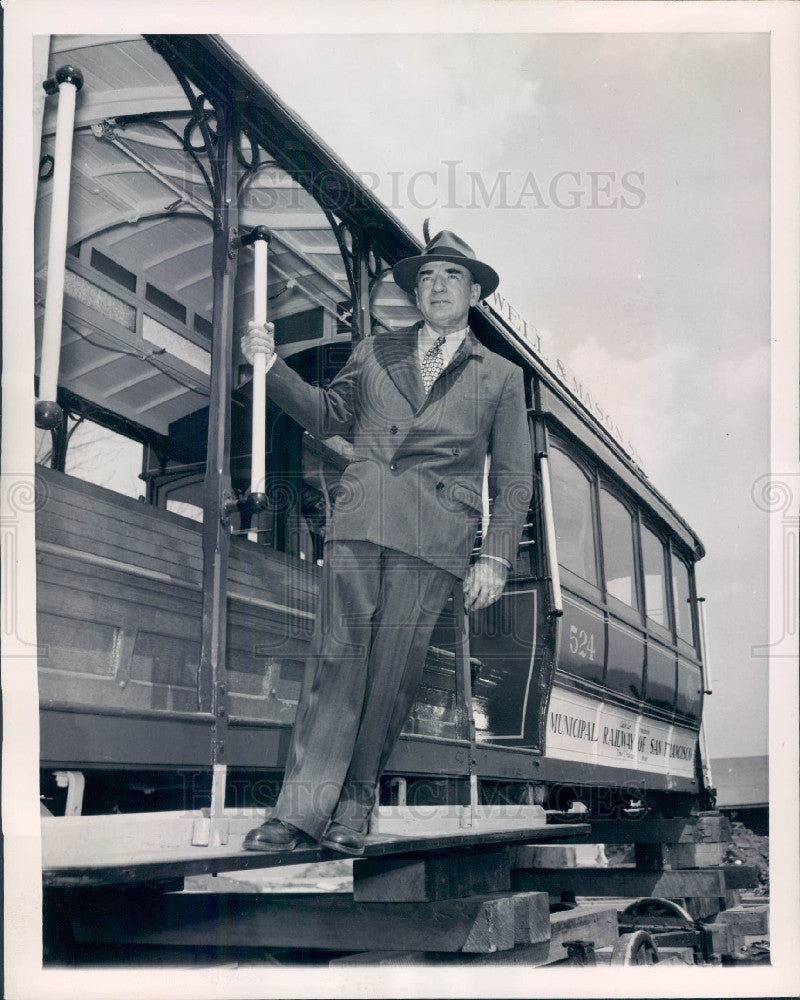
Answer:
[{"xmin": 241, "ymin": 231, "xmax": 532, "ymax": 855}]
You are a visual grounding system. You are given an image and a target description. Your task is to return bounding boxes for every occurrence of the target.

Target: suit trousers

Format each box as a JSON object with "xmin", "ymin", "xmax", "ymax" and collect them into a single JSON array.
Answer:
[{"xmin": 273, "ymin": 539, "xmax": 456, "ymax": 840}]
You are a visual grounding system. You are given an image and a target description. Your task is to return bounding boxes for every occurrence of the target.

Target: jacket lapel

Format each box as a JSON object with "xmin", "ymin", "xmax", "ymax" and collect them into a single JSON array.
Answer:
[
  {"xmin": 372, "ymin": 325, "xmax": 424, "ymax": 411},
  {"xmin": 372, "ymin": 325, "xmax": 485, "ymax": 414},
  {"xmin": 439, "ymin": 328, "xmax": 485, "ymax": 380}
]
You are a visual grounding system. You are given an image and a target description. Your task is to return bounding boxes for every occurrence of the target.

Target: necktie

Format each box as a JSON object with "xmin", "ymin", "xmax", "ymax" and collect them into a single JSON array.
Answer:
[{"xmin": 421, "ymin": 336, "xmax": 446, "ymax": 393}]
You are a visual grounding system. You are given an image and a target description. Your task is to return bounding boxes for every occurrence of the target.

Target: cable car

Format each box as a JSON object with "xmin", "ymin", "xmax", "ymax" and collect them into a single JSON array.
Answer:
[{"xmin": 27, "ymin": 34, "xmax": 712, "ymax": 843}]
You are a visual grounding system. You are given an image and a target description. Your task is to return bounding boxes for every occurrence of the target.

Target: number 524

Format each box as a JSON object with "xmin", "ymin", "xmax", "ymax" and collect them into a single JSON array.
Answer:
[{"xmin": 569, "ymin": 624, "xmax": 596, "ymax": 661}]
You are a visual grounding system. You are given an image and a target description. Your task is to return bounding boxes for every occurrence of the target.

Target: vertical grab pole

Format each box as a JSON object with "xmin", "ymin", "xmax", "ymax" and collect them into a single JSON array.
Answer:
[
  {"xmin": 453, "ymin": 582, "xmax": 478, "ymax": 827},
  {"xmin": 239, "ymin": 227, "xmax": 271, "ymax": 540},
  {"xmin": 537, "ymin": 449, "xmax": 564, "ymax": 617},
  {"xmin": 36, "ymin": 66, "xmax": 83, "ymax": 430},
  {"xmin": 193, "ymin": 98, "xmax": 238, "ymax": 847},
  {"xmin": 696, "ymin": 596, "xmax": 715, "ymax": 802}
]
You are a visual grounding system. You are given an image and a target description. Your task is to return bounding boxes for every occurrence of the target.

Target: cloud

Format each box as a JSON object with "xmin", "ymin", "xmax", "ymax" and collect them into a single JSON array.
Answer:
[{"xmin": 557, "ymin": 332, "xmax": 697, "ymax": 477}]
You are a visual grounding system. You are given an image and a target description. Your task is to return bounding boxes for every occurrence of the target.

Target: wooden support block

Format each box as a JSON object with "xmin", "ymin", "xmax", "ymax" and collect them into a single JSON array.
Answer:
[
  {"xmin": 510, "ymin": 891, "xmax": 551, "ymax": 945},
  {"xmin": 548, "ymin": 905, "xmax": 619, "ymax": 953},
  {"xmin": 511, "ymin": 866, "xmax": 731, "ymax": 898},
  {"xmin": 508, "ymin": 844, "xmax": 577, "ymax": 869},
  {"xmin": 329, "ymin": 892, "xmax": 551, "ymax": 964},
  {"xmin": 353, "ymin": 848, "xmax": 509, "ymax": 902},
  {"xmin": 703, "ymin": 919, "xmax": 734, "ymax": 956},
  {"xmin": 457, "ymin": 906, "xmax": 619, "ymax": 966},
  {"xmin": 713, "ymin": 905, "xmax": 769, "ymax": 936},
  {"xmin": 68, "ymin": 889, "xmax": 517, "ymax": 954},
  {"xmin": 559, "ymin": 815, "xmax": 732, "ymax": 845},
  {"xmin": 635, "ymin": 842, "xmax": 726, "ymax": 871},
  {"xmin": 721, "ymin": 865, "xmax": 760, "ymax": 890},
  {"xmin": 662, "ymin": 843, "xmax": 726, "ymax": 869}
]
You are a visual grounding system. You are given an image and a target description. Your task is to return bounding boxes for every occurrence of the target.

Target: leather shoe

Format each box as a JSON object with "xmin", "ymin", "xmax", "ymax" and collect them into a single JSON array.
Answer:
[
  {"xmin": 243, "ymin": 818, "xmax": 316, "ymax": 853},
  {"xmin": 321, "ymin": 823, "xmax": 366, "ymax": 856}
]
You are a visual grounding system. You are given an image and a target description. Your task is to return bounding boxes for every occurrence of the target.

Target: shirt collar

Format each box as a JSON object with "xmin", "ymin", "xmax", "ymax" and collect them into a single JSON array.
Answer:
[{"xmin": 419, "ymin": 322, "xmax": 470, "ymax": 347}]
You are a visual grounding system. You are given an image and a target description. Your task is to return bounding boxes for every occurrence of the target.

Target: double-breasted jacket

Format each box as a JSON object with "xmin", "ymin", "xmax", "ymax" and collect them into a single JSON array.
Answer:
[{"xmin": 264, "ymin": 323, "xmax": 533, "ymax": 577}]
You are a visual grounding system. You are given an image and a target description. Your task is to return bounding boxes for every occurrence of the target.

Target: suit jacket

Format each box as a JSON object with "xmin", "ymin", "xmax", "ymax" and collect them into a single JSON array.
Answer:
[{"xmin": 265, "ymin": 323, "xmax": 533, "ymax": 577}]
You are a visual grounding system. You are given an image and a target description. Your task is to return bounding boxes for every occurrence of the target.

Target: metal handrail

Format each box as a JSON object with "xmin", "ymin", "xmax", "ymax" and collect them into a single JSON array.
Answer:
[
  {"xmin": 537, "ymin": 450, "xmax": 564, "ymax": 617},
  {"xmin": 695, "ymin": 596, "xmax": 714, "ymax": 798}
]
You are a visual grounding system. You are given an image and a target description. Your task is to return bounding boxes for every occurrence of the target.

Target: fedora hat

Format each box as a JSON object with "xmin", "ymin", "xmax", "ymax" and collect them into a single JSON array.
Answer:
[{"xmin": 392, "ymin": 230, "xmax": 499, "ymax": 297}]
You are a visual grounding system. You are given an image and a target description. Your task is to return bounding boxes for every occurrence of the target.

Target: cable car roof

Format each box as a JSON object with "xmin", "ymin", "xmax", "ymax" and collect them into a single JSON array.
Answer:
[{"xmin": 35, "ymin": 33, "xmax": 704, "ymax": 558}]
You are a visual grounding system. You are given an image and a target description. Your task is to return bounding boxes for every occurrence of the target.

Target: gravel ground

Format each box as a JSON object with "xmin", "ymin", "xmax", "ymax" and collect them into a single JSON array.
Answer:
[
  {"xmin": 184, "ymin": 860, "xmax": 354, "ymax": 894},
  {"xmin": 723, "ymin": 821, "xmax": 769, "ymax": 895}
]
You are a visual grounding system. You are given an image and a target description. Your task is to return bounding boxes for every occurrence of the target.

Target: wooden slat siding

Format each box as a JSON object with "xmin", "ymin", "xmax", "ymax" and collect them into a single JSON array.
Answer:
[
  {"xmin": 39, "ymin": 573, "xmax": 461, "ymax": 732},
  {"xmin": 228, "ymin": 538, "xmax": 318, "ymax": 613},
  {"xmin": 37, "ymin": 514, "xmax": 201, "ymax": 583},
  {"xmin": 38, "ymin": 568, "xmax": 311, "ymax": 726},
  {"xmin": 38, "ymin": 557, "xmax": 203, "ymax": 715},
  {"xmin": 37, "ymin": 485, "xmax": 203, "ymax": 557},
  {"xmin": 37, "ymin": 478, "xmax": 204, "ymax": 569},
  {"xmin": 35, "ymin": 469, "xmax": 469, "ymax": 750},
  {"xmin": 37, "ymin": 555, "xmax": 201, "ymax": 630},
  {"xmin": 225, "ymin": 604, "xmax": 312, "ymax": 651},
  {"xmin": 37, "ymin": 502, "xmax": 200, "ymax": 572}
]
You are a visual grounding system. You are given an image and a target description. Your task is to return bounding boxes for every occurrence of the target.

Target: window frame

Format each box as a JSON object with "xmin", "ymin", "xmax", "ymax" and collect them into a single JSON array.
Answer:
[
  {"xmin": 597, "ymin": 479, "xmax": 644, "ymax": 626},
  {"xmin": 547, "ymin": 439, "xmax": 602, "ymax": 600},
  {"xmin": 669, "ymin": 544, "xmax": 699, "ymax": 655},
  {"xmin": 639, "ymin": 517, "xmax": 674, "ymax": 643}
]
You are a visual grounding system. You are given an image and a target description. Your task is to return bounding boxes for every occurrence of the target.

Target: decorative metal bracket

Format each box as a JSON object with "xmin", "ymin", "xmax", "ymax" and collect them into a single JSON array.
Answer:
[
  {"xmin": 43, "ymin": 65, "xmax": 84, "ymax": 96},
  {"xmin": 230, "ymin": 224, "xmax": 272, "ymax": 259},
  {"xmin": 221, "ymin": 489, "xmax": 269, "ymax": 527}
]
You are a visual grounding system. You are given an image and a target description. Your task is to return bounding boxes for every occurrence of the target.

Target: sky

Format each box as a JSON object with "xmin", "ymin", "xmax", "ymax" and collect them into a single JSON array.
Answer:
[{"xmin": 228, "ymin": 30, "xmax": 772, "ymax": 758}]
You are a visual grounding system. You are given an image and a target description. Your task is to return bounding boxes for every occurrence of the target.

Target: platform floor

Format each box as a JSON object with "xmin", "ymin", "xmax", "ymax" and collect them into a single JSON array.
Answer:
[{"xmin": 42, "ymin": 814, "xmax": 591, "ymax": 887}]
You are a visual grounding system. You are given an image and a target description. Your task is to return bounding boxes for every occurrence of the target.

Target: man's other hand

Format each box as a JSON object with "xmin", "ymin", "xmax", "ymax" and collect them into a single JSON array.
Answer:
[
  {"xmin": 463, "ymin": 558, "xmax": 508, "ymax": 613},
  {"xmin": 241, "ymin": 320, "xmax": 275, "ymax": 364}
]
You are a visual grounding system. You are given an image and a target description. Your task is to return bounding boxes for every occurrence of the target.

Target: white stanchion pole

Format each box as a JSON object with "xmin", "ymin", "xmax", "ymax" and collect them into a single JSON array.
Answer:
[
  {"xmin": 250, "ymin": 237, "xmax": 269, "ymax": 497},
  {"xmin": 36, "ymin": 66, "xmax": 83, "ymax": 429},
  {"xmin": 244, "ymin": 229, "xmax": 271, "ymax": 542},
  {"xmin": 538, "ymin": 451, "xmax": 564, "ymax": 616}
]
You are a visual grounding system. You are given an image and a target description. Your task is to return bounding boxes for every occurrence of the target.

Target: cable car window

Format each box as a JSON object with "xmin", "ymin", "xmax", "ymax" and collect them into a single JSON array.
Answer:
[
  {"xmin": 166, "ymin": 499, "xmax": 203, "ymax": 522},
  {"xmin": 164, "ymin": 479, "xmax": 205, "ymax": 522},
  {"xmin": 37, "ymin": 417, "xmax": 146, "ymax": 500},
  {"xmin": 672, "ymin": 553, "xmax": 695, "ymax": 645},
  {"xmin": 549, "ymin": 446, "xmax": 598, "ymax": 587},
  {"xmin": 599, "ymin": 488, "xmax": 639, "ymax": 610},
  {"xmin": 65, "ymin": 420, "xmax": 146, "ymax": 499},
  {"xmin": 641, "ymin": 524, "xmax": 668, "ymax": 629}
]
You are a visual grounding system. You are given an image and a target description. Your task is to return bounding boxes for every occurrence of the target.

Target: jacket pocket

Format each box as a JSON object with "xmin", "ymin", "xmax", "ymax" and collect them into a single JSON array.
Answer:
[{"xmin": 448, "ymin": 481, "xmax": 483, "ymax": 513}]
